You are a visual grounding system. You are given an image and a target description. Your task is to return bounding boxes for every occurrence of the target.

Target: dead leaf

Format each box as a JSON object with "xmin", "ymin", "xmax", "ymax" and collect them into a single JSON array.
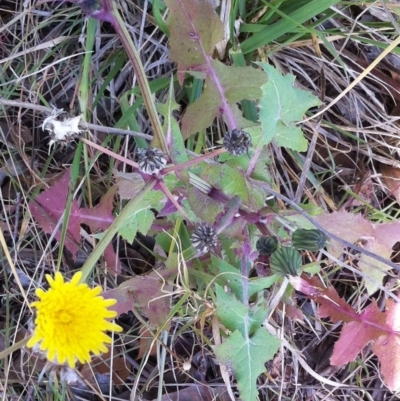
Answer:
[
  {"xmin": 153, "ymin": 385, "xmax": 232, "ymax": 401},
  {"xmin": 114, "ymin": 170, "xmax": 146, "ymax": 199},
  {"xmin": 103, "ymin": 268, "xmax": 177, "ymax": 329},
  {"xmin": 80, "ymin": 347, "xmax": 132, "ymax": 385},
  {"xmin": 315, "ymin": 211, "xmax": 400, "ymax": 294}
]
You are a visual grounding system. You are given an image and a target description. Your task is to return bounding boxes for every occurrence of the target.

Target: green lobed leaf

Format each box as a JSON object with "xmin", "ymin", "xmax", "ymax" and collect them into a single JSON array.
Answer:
[
  {"xmin": 258, "ymin": 63, "xmax": 321, "ymax": 151},
  {"xmin": 215, "ymin": 284, "xmax": 268, "ymax": 336},
  {"xmin": 212, "ymin": 255, "xmax": 278, "ymax": 301},
  {"xmin": 118, "ymin": 190, "xmax": 164, "ymax": 243},
  {"xmin": 215, "ymin": 328, "xmax": 280, "ymax": 401}
]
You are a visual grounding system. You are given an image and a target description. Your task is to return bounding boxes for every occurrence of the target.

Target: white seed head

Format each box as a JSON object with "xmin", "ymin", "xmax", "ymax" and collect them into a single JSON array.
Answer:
[{"xmin": 42, "ymin": 110, "xmax": 83, "ymax": 153}]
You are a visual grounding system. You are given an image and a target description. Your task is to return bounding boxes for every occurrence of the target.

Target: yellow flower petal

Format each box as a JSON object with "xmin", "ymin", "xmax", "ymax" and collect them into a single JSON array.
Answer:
[
  {"xmin": 28, "ymin": 271, "xmax": 122, "ymax": 368},
  {"xmin": 70, "ymin": 271, "xmax": 82, "ymax": 285}
]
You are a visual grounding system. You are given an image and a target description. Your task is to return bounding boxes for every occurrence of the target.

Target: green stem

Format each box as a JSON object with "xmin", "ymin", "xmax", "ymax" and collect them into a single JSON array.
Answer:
[
  {"xmin": 111, "ymin": 3, "xmax": 167, "ymax": 153},
  {"xmin": 79, "ymin": 17, "xmax": 97, "ymax": 208}
]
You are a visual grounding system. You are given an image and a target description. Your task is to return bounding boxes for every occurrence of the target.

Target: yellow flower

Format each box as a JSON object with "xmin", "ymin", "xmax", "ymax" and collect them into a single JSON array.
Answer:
[{"xmin": 27, "ymin": 271, "xmax": 122, "ymax": 368}]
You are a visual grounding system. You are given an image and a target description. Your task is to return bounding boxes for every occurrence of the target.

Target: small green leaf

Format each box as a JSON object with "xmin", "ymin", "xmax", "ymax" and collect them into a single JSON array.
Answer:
[
  {"xmin": 258, "ymin": 63, "xmax": 321, "ymax": 151},
  {"xmin": 215, "ymin": 328, "xmax": 280, "ymax": 401},
  {"xmin": 157, "ymin": 76, "xmax": 188, "ymax": 164},
  {"xmin": 303, "ymin": 262, "xmax": 321, "ymax": 274}
]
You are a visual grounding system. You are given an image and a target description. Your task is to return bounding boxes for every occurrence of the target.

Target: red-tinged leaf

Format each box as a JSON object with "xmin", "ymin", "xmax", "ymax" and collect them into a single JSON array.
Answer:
[
  {"xmin": 29, "ymin": 171, "xmax": 81, "ymax": 255},
  {"xmin": 372, "ymin": 299, "xmax": 400, "ymax": 391},
  {"xmin": 194, "ymin": 162, "xmax": 265, "ymax": 212},
  {"xmin": 29, "ymin": 169, "xmax": 121, "ymax": 273},
  {"xmin": 290, "ymin": 276, "xmax": 357, "ymax": 323},
  {"xmin": 165, "ymin": 0, "xmax": 224, "ymax": 82},
  {"xmin": 81, "ymin": 185, "xmax": 120, "ymax": 272},
  {"xmin": 294, "ymin": 276, "xmax": 387, "ymax": 330},
  {"xmin": 121, "ymin": 274, "xmax": 171, "ymax": 329},
  {"xmin": 103, "ymin": 269, "xmax": 177, "ymax": 328},
  {"xmin": 330, "ymin": 301, "xmax": 385, "ymax": 366},
  {"xmin": 292, "ymin": 276, "xmax": 400, "ymax": 391},
  {"xmin": 285, "ymin": 303, "xmax": 304, "ymax": 323},
  {"xmin": 187, "ymin": 187, "xmax": 224, "ymax": 224},
  {"xmin": 317, "ymin": 286, "xmax": 359, "ymax": 324},
  {"xmin": 102, "ymin": 282, "xmax": 134, "ymax": 316},
  {"xmin": 80, "ymin": 185, "xmax": 117, "ymax": 232}
]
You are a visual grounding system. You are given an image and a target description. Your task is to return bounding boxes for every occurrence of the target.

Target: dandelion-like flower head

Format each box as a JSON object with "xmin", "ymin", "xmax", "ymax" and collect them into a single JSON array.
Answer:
[{"xmin": 28, "ymin": 271, "xmax": 122, "ymax": 368}]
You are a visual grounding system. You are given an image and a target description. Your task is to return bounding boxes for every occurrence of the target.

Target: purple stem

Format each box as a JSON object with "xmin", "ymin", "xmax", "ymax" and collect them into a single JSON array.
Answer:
[
  {"xmin": 246, "ymin": 148, "xmax": 262, "ymax": 177},
  {"xmin": 161, "ymin": 148, "xmax": 226, "ymax": 174},
  {"xmin": 156, "ymin": 179, "xmax": 192, "ymax": 223}
]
